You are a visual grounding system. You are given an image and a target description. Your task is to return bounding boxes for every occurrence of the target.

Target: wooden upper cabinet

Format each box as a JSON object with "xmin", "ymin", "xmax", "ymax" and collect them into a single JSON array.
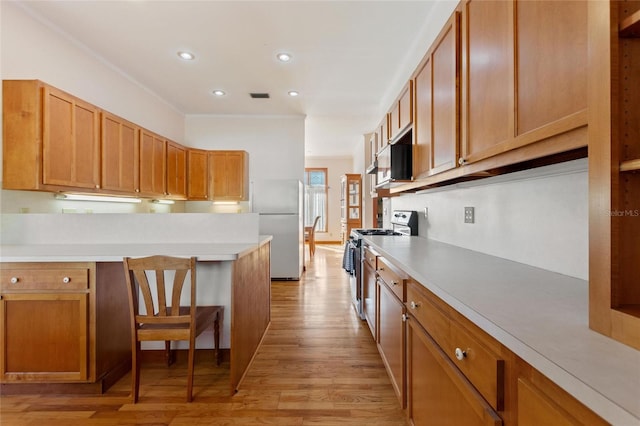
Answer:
[
  {"xmin": 42, "ymin": 86, "xmax": 101, "ymax": 189},
  {"xmin": 138, "ymin": 129, "xmax": 167, "ymax": 197},
  {"xmin": 459, "ymin": 0, "xmax": 587, "ymax": 165},
  {"xmin": 379, "ymin": 115, "xmax": 390, "ymax": 150},
  {"xmin": 209, "ymin": 150, "xmax": 249, "ymax": 201},
  {"xmin": 2, "ymin": 80, "xmax": 100, "ymax": 191},
  {"xmin": 516, "ymin": 1, "xmax": 587, "ymax": 136},
  {"xmin": 389, "ymin": 81, "xmax": 413, "ymax": 142},
  {"xmin": 413, "ymin": 11, "xmax": 460, "ymax": 179},
  {"xmin": 166, "ymin": 141, "xmax": 187, "ymax": 200},
  {"xmin": 187, "ymin": 149, "xmax": 209, "ymax": 200},
  {"xmin": 101, "ymin": 112, "xmax": 139, "ymax": 194},
  {"xmin": 460, "ymin": 0, "xmax": 514, "ymax": 164}
]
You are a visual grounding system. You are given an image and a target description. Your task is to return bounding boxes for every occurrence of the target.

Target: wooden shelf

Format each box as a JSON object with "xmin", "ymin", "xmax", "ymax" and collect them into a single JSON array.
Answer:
[
  {"xmin": 620, "ymin": 158, "xmax": 640, "ymax": 172},
  {"xmin": 615, "ymin": 305, "xmax": 640, "ymax": 318},
  {"xmin": 620, "ymin": 9, "xmax": 640, "ymax": 37}
]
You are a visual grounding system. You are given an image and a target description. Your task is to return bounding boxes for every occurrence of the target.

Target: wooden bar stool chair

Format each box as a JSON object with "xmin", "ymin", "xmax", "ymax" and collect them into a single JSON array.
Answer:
[{"xmin": 122, "ymin": 255, "xmax": 224, "ymax": 402}]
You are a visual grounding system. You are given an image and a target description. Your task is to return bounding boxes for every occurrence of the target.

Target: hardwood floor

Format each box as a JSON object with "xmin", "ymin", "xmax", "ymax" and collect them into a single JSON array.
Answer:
[{"xmin": 0, "ymin": 244, "xmax": 407, "ymax": 425}]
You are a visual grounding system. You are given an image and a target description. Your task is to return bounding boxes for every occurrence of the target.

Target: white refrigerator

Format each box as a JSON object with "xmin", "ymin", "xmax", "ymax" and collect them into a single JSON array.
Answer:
[{"xmin": 251, "ymin": 179, "xmax": 304, "ymax": 280}]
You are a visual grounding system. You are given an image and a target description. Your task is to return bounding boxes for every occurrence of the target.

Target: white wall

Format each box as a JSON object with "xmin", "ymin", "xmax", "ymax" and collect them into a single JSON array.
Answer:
[
  {"xmin": 184, "ymin": 115, "xmax": 305, "ymax": 182},
  {"xmin": 388, "ymin": 159, "xmax": 589, "ymax": 280},
  {"xmin": 305, "ymin": 156, "xmax": 354, "ymax": 242}
]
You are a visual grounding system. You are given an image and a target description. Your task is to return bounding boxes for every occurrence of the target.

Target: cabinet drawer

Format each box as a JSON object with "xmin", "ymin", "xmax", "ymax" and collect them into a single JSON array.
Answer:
[
  {"xmin": 1, "ymin": 269, "xmax": 89, "ymax": 291},
  {"xmin": 448, "ymin": 316, "xmax": 504, "ymax": 411},
  {"xmin": 377, "ymin": 257, "xmax": 406, "ymax": 302},
  {"xmin": 363, "ymin": 246, "xmax": 378, "ymax": 270},
  {"xmin": 406, "ymin": 280, "xmax": 504, "ymax": 410},
  {"xmin": 406, "ymin": 280, "xmax": 451, "ymax": 349}
]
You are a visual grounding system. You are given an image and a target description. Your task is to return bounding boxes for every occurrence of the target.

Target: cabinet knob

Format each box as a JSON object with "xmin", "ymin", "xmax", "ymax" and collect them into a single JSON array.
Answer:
[
  {"xmin": 95, "ymin": 184, "xmax": 100, "ymax": 189},
  {"xmin": 455, "ymin": 347, "xmax": 467, "ymax": 361},
  {"xmin": 391, "ymin": 281, "xmax": 398, "ymax": 286},
  {"xmin": 410, "ymin": 301, "xmax": 421, "ymax": 309},
  {"xmin": 135, "ymin": 189, "xmax": 140, "ymax": 193},
  {"xmin": 10, "ymin": 277, "xmax": 19, "ymax": 284},
  {"xmin": 458, "ymin": 157, "xmax": 466, "ymax": 165},
  {"xmin": 62, "ymin": 276, "xmax": 71, "ymax": 284},
  {"xmin": 379, "ymin": 267, "xmax": 385, "ymax": 271},
  {"xmin": 402, "ymin": 313, "xmax": 408, "ymax": 322}
]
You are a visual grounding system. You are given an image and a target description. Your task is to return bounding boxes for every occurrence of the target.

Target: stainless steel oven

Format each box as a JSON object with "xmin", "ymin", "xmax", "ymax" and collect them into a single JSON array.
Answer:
[{"xmin": 343, "ymin": 210, "xmax": 418, "ymax": 319}]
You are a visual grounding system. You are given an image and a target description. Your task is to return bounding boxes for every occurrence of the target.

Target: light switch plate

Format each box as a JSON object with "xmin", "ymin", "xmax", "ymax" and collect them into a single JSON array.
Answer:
[{"xmin": 464, "ymin": 207, "xmax": 475, "ymax": 224}]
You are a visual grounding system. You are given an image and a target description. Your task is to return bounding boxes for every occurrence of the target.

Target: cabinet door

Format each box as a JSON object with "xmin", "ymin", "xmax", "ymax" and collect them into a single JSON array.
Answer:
[
  {"xmin": 166, "ymin": 141, "xmax": 187, "ymax": 199},
  {"xmin": 210, "ymin": 151, "xmax": 248, "ymax": 201},
  {"xmin": 362, "ymin": 261, "xmax": 377, "ymax": 339},
  {"xmin": 101, "ymin": 112, "xmax": 139, "ymax": 193},
  {"xmin": 431, "ymin": 11, "xmax": 460, "ymax": 176},
  {"xmin": 407, "ymin": 318, "xmax": 502, "ymax": 426},
  {"xmin": 378, "ymin": 279, "xmax": 405, "ymax": 407},
  {"xmin": 1, "ymin": 293, "xmax": 88, "ymax": 382},
  {"xmin": 187, "ymin": 149, "xmax": 209, "ymax": 200},
  {"xmin": 139, "ymin": 130, "xmax": 167, "ymax": 196},
  {"xmin": 398, "ymin": 82, "xmax": 413, "ymax": 135},
  {"xmin": 517, "ymin": 1, "xmax": 587, "ymax": 137},
  {"xmin": 42, "ymin": 86, "xmax": 100, "ymax": 189},
  {"xmin": 413, "ymin": 11, "xmax": 460, "ymax": 179},
  {"xmin": 460, "ymin": 0, "xmax": 514, "ymax": 164}
]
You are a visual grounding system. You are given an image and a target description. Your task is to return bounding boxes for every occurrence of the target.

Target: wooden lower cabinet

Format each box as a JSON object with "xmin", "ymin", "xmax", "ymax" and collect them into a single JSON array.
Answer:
[
  {"xmin": 407, "ymin": 318, "xmax": 503, "ymax": 426},
  {"xmin": 378, "ymin": 279, "xmax": 405, "ymax": 407},
  {"xmin": 1, "ymin": 292, "xmax": 88, "ymax": 381},
  {"xmin": 0, "ymin": 262, "xmax": 130, "ymax": 393},
  {"xmin": 516, "ymin": 359, "xmax": 608, "ymax": 426},
  {"xmin": 362, "ymin": 246, "xmax": 377, "ymax": 338}
]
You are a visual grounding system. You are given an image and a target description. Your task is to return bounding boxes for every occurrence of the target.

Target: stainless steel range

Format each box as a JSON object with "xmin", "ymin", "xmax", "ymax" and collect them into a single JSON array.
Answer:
[{"xmin": 343, "ymin": 210, "xmax": 418, "ymax": 319}]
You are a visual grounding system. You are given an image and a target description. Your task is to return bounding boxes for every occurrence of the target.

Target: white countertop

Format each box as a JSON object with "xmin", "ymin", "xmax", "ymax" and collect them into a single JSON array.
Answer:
[
  {"xmin": 0, "ymin": 236, "xmax": 272, "ymax": 263},
  {"xmin": 364, "ymin": 235, "xmax": 640, "ymax": 426}
]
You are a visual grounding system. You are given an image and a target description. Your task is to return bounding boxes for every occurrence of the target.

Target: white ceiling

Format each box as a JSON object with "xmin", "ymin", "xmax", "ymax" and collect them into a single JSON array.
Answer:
[{"xmin": 16, "ymin": 1, "xmax": 438, "ymax": 157}]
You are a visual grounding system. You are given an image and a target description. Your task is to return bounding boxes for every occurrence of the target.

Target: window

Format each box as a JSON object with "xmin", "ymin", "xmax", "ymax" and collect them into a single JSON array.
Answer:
[{"xmin": 304, "ymin": 168, "xmax": 327, "ymax": 232}]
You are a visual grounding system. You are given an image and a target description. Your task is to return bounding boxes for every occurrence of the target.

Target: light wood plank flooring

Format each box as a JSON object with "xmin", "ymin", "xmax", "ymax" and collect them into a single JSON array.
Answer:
[{"xmin": 0, "ymin": 244, "xmax": 407, "ymax": 425}]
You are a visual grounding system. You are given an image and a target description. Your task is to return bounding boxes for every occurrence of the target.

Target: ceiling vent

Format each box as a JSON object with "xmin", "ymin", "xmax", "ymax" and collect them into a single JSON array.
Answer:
[{"xmin": 250, "ymin": 93, "xmax": 270, "ymax": 99}]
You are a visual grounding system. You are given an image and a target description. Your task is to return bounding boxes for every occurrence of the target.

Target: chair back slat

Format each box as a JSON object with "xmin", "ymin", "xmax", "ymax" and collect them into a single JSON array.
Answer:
[
  {"xmin": 132, "ymin": 269, "xmax": 156, "ymax": 318},
  {"xmin": 123, "ymin": 255, "xmax": 197, "ymax": 325},
  {"xmin": 171, "ymin": 268, "xmax": 189, "ymax": 316}
]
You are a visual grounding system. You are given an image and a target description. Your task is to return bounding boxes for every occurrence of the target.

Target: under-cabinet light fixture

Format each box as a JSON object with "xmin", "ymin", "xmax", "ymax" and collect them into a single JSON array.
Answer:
[
  {"xmin": 151, "ymin": 199, "xmax": 175, "ymax": 205},
  {"xmin": 288, "ymin": 90, "xmax": 300, "ymax": 97},
  {"xmin": 55, "ymin": 194, "xmax": 142, "ymax": 204},
  {"xmin": 212, "ymin": 201, "xmax": 239, "ymax": 205}
]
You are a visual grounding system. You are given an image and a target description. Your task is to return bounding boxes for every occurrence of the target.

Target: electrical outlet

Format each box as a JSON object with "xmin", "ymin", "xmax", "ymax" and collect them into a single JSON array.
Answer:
[
  {"xmin": 464, "ymin": 207, "xmax": 475, "ymax": 224},
  {"xmin": 423, "ymin": 207, "xmax": 428, "ymax": 219}
]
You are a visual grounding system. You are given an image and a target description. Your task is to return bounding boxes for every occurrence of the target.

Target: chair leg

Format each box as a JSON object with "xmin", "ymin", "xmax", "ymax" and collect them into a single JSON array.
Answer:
[
  {"xmin": 165, "ymin": 340, "xmax": 174, "ymax": 366},
  {"xmin": 214, "ymin": 311, "xmax": 221, "ymax": 366},
  {"xmin": 186, "ymin": 335, "xmax": 196, "ymax": 402},
  {"xmin": 132, "ymin": 342, "xmax": 141, "ymax": 403}
]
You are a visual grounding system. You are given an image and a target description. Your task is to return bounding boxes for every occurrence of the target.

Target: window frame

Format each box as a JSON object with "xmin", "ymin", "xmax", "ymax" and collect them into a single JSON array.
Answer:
[{"xmin": 304, "ymin": 167, "xmax": 328, "ymax": 233}]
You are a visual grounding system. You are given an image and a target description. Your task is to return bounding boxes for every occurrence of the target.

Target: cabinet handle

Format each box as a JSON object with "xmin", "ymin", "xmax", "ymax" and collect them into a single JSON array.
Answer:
[
  {"xmin": 455, "ymin": 347, "xmax": 467, "ymax": 361},
  {"xmin": 62, "ymin": 276, "xmax": 71, "ymax": 284},
  {"xmin": 10, "ymin": 277, "xmax": 19, "ymax": 284},
  {"xmin": 410, "ymin": 301, "xmax": 421, "ymax": 309}
]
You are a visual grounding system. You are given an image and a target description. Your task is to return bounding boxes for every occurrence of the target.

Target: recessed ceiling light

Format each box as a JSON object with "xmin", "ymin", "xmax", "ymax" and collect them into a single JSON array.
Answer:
[
  {"xmin": 212, "ymin": 90, "xmax": 226, "ymax": 96},
  {"xmin": 177, "ymin": 51, "xmax": 195, "ymax": 61},
  {"xmin": 277, "ymin": 52, "xmax": 292, "ymax": 62},
  {"xmin": 288, "ymin": 91, "xmax": 300, "ymax": 97}
]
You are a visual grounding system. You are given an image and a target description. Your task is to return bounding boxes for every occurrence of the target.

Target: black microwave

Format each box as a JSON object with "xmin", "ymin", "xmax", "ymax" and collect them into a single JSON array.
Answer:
[{"xmin": 376, "ymin": 142, "xmax": 412, "ymax": 187}]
